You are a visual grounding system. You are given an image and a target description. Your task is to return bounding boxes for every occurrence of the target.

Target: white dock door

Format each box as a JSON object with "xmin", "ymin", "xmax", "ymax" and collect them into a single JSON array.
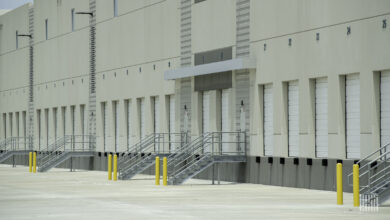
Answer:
[
  {"xmin": 221, "ymin": 89, "xmax": 230, "ymax": 153},
  {"xmin": 288, "ymin": 81, "xmax": 299, "ymax": 157},
  {"xmin": 264, "ymin": 84, "xmax": 273, "ymax": 156},
  {"xmin": 169, "ymin": 95, "xmax": 176, "ymax": 152},
  {"xmin": 315, "ymin": 78, "xmax": 328, "ymax": 158},
  {"xmin": 346, "ymin": 74, "xmax": 360, "ymax": 159},
  {"xmin": 140, "ymin": 99, "xmax": 145, "ymax": 140},
  {"xmin": 381, "ymin": 71, "xmax": 390, "ymax": 152}
]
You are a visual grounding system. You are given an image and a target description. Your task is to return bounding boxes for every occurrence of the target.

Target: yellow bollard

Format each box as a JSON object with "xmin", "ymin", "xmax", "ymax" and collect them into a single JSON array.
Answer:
[
  {"xmin": 113, "ymin": 154, "xmax": 118, "ymax": 181},
  {"xmin": 163, "ymin": 157, "xmax": 167, "ymax": 186},
  {"xmin": 29, "ymin": 152, "xmax": 32, "ymax": 173},
  {"xmin": 155, "ymin": 156, "xmax": 160, "ymax": 185},
  {"xmin": 353, "ymin": 164, "xmax": 360, "ymax": 207},
  {"xmin": 336, "ymin": 163, "xmax": 343, "ymax": 205},
  {"xmin": 108, "ymin": 154, "xmax": 112, "ymax": 180},
  {"xmin": 33, "ymin": 152, "xmax": 37, "ymax": 173}
]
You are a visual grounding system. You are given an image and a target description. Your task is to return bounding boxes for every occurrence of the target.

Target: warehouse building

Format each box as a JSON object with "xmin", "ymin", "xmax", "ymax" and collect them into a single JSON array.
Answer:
[{"xmin": 0, "ymin": 0, "xmax": 390, "ymax": 195}]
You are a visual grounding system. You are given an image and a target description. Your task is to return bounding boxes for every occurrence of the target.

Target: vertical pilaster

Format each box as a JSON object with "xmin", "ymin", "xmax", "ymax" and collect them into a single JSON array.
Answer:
[
  {"xmin": 88, "ymin": 0, "xmax": 97, "ymax": 151},
  {"xmin": 27, "ymin": 6, "xmax": 34, "ymax": 150},
  {"xmin": 179, "ymin": 0, "xmax": 192, "ymax": 135}
]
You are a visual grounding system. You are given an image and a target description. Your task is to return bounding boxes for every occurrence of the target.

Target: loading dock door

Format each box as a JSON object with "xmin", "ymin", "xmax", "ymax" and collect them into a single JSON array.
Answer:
[
  {"xmin": 103, "ymin": 104, "xmax": 107, "ymax": 151},
  {"xmin": 203, "ymin": 92, "xmax": 210, "ymax": 152},
  {"xmin": 315, "ymin": 78, "xmax": 328, "ymax": 158},
  {"xmin": 114, "ymin": 102, "xmax": 119, "ymax": 152},
  {"xmin": 169, "ymin": 95, "xmax": 176, "ymax": 152},
  {"xmin": 264, "ymin": 84, "xmax": 273, "ymax": 156},
  {"xmin": 202, "ymin": 92, "xmax": 210, "ymax": 134},
  {"xmin": 154, "ymin": 97, "xmax": 159, "ymax": 134},
  {"xmin": 288, "ymin": 81, "xmax": 299, "ymax": 157},
  {"xmin": 140, "ymin": 99, "xmax": 145, "ymax": 140},
  {"xmin": 346, "ymin": 74, "xmax": 360, "ymax": 159},
  {"xmin": 221, "ymin": 89, "xmax": 230, "ymax": 153},
  {"xmin": 381, "ymin": 71, "xmax": 390, "ymax": 149},
  {"xmin": 127, "ymin": 101, "xmax": 131, "ymax": 149}
]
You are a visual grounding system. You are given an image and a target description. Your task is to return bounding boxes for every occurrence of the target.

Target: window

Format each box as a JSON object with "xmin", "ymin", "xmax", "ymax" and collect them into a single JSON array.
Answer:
[
  {"xmin": 113, "ymin": 0, "xmax": 118, "ymax": 17},
  {"xmin": 71, "ymin": 8, "xmax": 75, "ymax": 31},
  {"xmin": 45, "ymin": 19, "xmax": 48, "ymax": 40},
  {"xmin": 16, "ymin": 31, "xmax": 18, "ymax": 49}
]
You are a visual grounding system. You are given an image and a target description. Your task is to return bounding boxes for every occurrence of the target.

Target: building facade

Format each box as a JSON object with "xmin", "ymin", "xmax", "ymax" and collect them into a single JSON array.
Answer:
[{"xmin": 1, "ymin": 0, "xmax": 390, "ymax": 190}]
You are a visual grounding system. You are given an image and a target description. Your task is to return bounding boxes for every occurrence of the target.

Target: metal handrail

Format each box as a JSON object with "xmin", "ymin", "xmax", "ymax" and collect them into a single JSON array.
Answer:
[
  {"xmin": 118, "ymin": 132, "xmax": 188, "ymax": 178},
  {"xmin": 167, "ymin": 131, "xmax": 246, "ymax": 182},
  {"xmin": 38, "ymin": 136, "xmax": 70, "ymax": 168},
  {"xmin": 167, "ymin": 133, "xmax": 213, "ymax": 176},
  {"xmin": 350, "ymin": 142, "xmax": 390, "ymax": 205},
  {"xmin": 118, "ymin": 134, "xmax": 156, "ymax": 172},
  {"xmin": 0, "ymin": 137, "xmax": 14, "ymax": 151},
  {"xmin": 347, "ymin": 142, "xmax": 390, "ymax": 185},
  {"xmin": 38, "ymin": 135, "xmax": 95, "ymax": 169},
  {"xmin": 357, "ymin": 142, "xmax": 390, "ymax": 165},
  {"xmin": 173, "ymin": 153, "xmax": 213, "ymax": 181},
  {"xmin": 357, "ymin": 150, "xmax": 390, "ymax": 188}
]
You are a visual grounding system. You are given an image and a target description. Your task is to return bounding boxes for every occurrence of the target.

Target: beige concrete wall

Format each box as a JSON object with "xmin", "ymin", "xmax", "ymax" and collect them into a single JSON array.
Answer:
[
  {"xmin": 1, "ymin": 0, "xmax": 390, "ymax": 160},
  {"xmin": 94, "ymin": 0, "xmax": 179, "ymax": 152},
  {"xmin": 0, "ymin": 0, "xmax": 180, "ymax": 152},
  {"xmin": 0, "ymin": 4, "xmax": 30, "ymax": 140},
  {"xmin": 250, "ymin": 0, "xmax": 390, "ymax": 159}
]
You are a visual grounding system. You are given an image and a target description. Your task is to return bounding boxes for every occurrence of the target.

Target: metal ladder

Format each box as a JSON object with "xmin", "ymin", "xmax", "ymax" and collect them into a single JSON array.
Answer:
[
  {"xmin": 348, "ymin": 142, "xmax": 390, "ymax": 206},
  {"xmin": 38, "ymin": 135, "xmax": 95, "ymax": 172},
  {"xmin": 167, "ymin": 132, "xmax": 247, "ymax": 185},
  {"xmin": 118, "ymin": 133, "xmax": 187, "ymax": 180}
]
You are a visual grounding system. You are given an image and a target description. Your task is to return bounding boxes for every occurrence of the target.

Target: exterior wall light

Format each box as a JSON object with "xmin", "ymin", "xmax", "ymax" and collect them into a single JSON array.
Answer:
[{"xmin": 347, "ymin": 26, "xmax": 351, "ymax": 35}]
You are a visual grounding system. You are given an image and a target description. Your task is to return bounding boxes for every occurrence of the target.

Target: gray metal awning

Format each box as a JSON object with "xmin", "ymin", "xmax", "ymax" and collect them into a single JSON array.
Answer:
[{"xmin": 164, "ymin": 57, "xmax": 256, "ymax": 80}]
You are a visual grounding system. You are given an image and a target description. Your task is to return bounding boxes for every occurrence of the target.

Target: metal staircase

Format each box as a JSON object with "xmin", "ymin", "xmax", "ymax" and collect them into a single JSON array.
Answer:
[
  {"xmin": 38, "ymin": 135, "xmax": 95, "ymax": 172},
  {"xmin": 118, "ymin": 133, "xmax": 187, "ymax": 180},
  {"xmin": 167, "ymin": 132, "xmax": 247, "ymax": 185},
  {"xmin": 348, "ymin": 142, "xmax": 390, "ymax": 207},
  {"xmin": 0, "ymin": 138, "xmax": 14, "ymax": 163},
  {"xmin": 0, "ymin": 137, "xmax": 30, "ymax": 163}
]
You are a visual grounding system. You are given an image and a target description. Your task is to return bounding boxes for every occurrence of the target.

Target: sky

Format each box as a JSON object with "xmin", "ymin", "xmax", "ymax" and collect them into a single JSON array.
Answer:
[{"xmin": 0, "ymin": 0, "xmax": 33, "ymax": 9}]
